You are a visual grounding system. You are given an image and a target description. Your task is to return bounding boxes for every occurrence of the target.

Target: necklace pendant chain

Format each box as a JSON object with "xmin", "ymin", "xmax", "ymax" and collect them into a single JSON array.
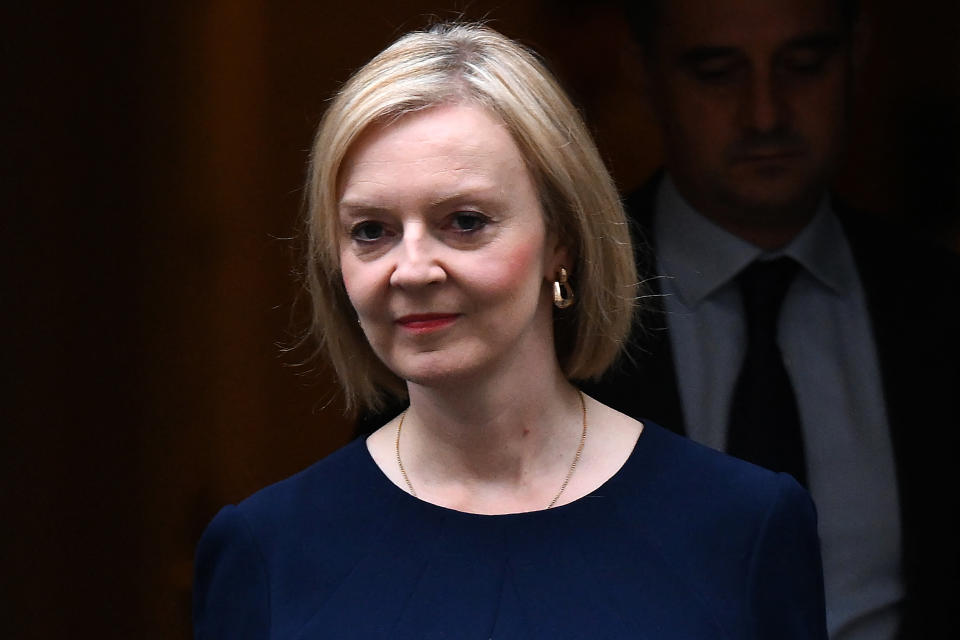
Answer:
[
  {"xmin": 547, "ymin": 390, "xmax": 588, "ymax": 508},
  {"xmin": 394, "ymin": 390, "xmax": 588, "ymax": 509},
  {"xmin": 395, "ymin": 411, "xmax": 417, "ymax": 498}
]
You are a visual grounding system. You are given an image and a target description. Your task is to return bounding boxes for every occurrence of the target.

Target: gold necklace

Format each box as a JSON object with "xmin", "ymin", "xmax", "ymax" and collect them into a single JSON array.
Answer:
[{"xmin": 394, "ymin": 390, "xmax": 588, "ymax": 509}]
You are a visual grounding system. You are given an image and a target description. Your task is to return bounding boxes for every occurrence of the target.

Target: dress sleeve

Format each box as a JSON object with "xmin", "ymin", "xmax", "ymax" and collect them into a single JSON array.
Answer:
[
  {"xmin": 748, "ymin": 477, "xmax": 828, "ymax": 640},
  {"xmin": 193, "ymin": 505, "xmax": 270, "ymax": 640}
]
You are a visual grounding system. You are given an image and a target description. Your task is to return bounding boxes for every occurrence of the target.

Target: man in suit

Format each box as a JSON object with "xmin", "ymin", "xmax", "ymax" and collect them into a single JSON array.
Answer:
[{"xmin": 583, "ymin": 1, "xmax": 960, "ymax": 638}]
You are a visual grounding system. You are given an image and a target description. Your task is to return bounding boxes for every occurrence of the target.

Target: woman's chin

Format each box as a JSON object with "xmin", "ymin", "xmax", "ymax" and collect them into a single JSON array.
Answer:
[{"xmin": 388, "ymin": 354, "xmax": 488, "ymax": 390}]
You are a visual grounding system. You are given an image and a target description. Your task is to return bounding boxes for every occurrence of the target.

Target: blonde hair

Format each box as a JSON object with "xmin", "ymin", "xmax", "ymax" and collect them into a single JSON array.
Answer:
[{"xmin": 305, "ymin": 22, "xmax": 638, "ymax": 413}]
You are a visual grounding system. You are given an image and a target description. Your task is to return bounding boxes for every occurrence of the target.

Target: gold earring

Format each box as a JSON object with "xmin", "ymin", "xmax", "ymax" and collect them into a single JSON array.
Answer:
[{"xmin": 553, "ymin": 267, "xmax": 575, "ymax": 309}]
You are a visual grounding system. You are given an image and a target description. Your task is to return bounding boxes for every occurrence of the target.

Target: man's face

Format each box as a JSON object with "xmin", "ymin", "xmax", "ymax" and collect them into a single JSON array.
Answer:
[{"xmin": 644, "ymin": 0, "xmax": 852, "ymax": 232}]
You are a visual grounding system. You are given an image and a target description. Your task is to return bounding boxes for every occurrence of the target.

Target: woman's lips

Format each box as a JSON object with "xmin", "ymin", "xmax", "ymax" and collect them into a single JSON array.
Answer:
[{"xmin": 395, "ymin": 313, "xmax": 460, "ymax": 333}]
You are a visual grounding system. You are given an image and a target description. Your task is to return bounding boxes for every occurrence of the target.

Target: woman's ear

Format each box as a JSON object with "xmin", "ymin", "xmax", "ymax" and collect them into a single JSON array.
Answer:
[{"xmin": 545, "ymin": 238, "xmax": 572, "ymax": 282}]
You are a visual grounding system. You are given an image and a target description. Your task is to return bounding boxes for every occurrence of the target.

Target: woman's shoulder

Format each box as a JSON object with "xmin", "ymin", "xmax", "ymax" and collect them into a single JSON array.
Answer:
[
  {"xmin": 626, "ymin": 420, "xmax": 814, "ymax": 520},
  {"xmin": 193, "ymin": 438, "xmax": 401, "ymax": 637},
  {"xmin": 195, "ymin": 437, "xmax": 400, "ymax": 587},
  {"xmin": 576, "ymin": 397, "xmax": 811, "ymax": 520},
  {"xmin": 206, "ymin": 437, "xmax": 388, "ymax": 545},
  {"xmin": 637, "ymin": 425, "xmax": 825, "ymax": 638}
]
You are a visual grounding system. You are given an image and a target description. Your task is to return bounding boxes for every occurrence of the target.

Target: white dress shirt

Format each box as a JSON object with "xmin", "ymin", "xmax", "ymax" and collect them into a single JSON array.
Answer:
[{"xmin": 653, "ymin": 176, "xmax": 904, "ymax": 640}]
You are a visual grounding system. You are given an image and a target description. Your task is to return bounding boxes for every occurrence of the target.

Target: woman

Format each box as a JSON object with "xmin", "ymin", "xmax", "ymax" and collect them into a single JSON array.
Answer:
[{"xmin": 194, "ymin": 22, "xmax": 827, "ymax": 639}]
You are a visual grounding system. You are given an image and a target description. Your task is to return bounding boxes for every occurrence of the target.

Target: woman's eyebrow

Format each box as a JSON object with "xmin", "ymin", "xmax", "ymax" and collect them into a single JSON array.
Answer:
[
  {"xmin": 427, "ymin": 186, "xmax": 501, "ymax": 209},
  {"xmin": 337, "ymin": 200, "xmax": 392, "ymax": 216}
]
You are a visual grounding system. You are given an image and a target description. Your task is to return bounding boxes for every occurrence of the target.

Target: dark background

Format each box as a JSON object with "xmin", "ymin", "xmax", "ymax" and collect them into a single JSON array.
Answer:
[{"xmin": 5, "ymin": 1, "xmax": 958, "ymax": 637}]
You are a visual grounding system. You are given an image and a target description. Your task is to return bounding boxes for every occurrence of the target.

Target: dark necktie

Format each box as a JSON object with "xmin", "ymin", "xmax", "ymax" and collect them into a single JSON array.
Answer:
[{"xmin": 727, "ymin": 257, "xmax": 806, "ymax": 486}]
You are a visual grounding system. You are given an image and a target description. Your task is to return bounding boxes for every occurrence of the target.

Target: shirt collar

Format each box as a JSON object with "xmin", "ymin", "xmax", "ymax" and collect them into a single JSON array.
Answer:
[
  {"xmin": 784, "ymin": 196, "xmax": 855, "ymax": 296},
  {"xmin": 653, "ymin": 175, "xmax": 854, "ymax": 308}
]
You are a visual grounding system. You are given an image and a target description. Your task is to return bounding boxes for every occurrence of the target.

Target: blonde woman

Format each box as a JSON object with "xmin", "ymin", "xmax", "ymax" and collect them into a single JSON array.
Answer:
[{"xmin": 194, "ymin": 23, "xmax": 826, "ymax": 639}]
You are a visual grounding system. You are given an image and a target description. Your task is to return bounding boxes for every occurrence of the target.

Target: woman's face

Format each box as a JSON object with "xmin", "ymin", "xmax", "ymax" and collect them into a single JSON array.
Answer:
[{"xmin": 337, "ymin": 103, "xmax": 567, "ymax": 389}]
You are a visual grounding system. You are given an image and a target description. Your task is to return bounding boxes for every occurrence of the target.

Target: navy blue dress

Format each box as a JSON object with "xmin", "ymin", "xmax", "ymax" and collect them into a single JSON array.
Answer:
[{"xmin": 194, "ymin": 422, "xmax": 827, "ymax": 639}]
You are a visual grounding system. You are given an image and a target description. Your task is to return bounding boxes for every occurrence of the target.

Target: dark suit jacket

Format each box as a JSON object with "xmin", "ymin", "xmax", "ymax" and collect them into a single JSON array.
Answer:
[{"xmin": 581, "ymin": 176, "xmax": 960, "ymax": 638}]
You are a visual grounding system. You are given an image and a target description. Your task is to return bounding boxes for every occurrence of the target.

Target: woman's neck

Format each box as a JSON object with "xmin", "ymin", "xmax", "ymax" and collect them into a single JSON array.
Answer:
[
  {"xmin": 393, "ymin": 368, "xmax": 586, "ymax": 512},
  {"xmin": 412, "ymin": 370, "xmax": 576, "ymax": 454}
]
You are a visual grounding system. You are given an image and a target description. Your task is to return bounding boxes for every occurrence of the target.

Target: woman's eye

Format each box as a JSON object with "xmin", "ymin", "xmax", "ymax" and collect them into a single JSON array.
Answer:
[
  {"xmin": 350, "ymin": 221, "xmax": 386, "ymax": 242},
  {"xmin": 450, "ymin": 212, "xmax": 488, "ymax": 233}
]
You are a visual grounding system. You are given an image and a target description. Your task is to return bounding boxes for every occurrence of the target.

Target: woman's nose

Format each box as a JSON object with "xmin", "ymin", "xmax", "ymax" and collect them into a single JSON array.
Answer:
[{"xmin": 389, "ymin": 228, "xmax": 446, "ymax": 288}]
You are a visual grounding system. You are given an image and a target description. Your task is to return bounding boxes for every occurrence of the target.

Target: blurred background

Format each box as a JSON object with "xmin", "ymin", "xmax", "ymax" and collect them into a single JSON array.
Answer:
[{"xmin": 5, "ymin": 1, "xmax": 958, "ymax": 637}]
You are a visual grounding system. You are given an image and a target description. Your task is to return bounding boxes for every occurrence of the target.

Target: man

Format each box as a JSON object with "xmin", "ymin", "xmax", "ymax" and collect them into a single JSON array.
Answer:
[{"xmin": 584, "ymin": 1, "xmax": 960, "ymax": 638}]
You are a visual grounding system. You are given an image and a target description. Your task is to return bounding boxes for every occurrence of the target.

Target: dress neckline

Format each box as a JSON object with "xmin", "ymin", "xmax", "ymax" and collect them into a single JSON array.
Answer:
[{"xmin": 360, "ymin": 422, "xmax": 650, "ymax": 519}]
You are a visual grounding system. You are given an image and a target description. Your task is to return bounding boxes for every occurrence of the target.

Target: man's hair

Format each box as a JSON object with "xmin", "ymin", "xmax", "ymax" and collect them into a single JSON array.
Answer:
[
  {"xmin": 624, "ymin": 0, "xmax": 861, "ymax": 50},
  {"xmin": 304, "ymin": 22, "xmax": 640, "ymax": 413}
]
